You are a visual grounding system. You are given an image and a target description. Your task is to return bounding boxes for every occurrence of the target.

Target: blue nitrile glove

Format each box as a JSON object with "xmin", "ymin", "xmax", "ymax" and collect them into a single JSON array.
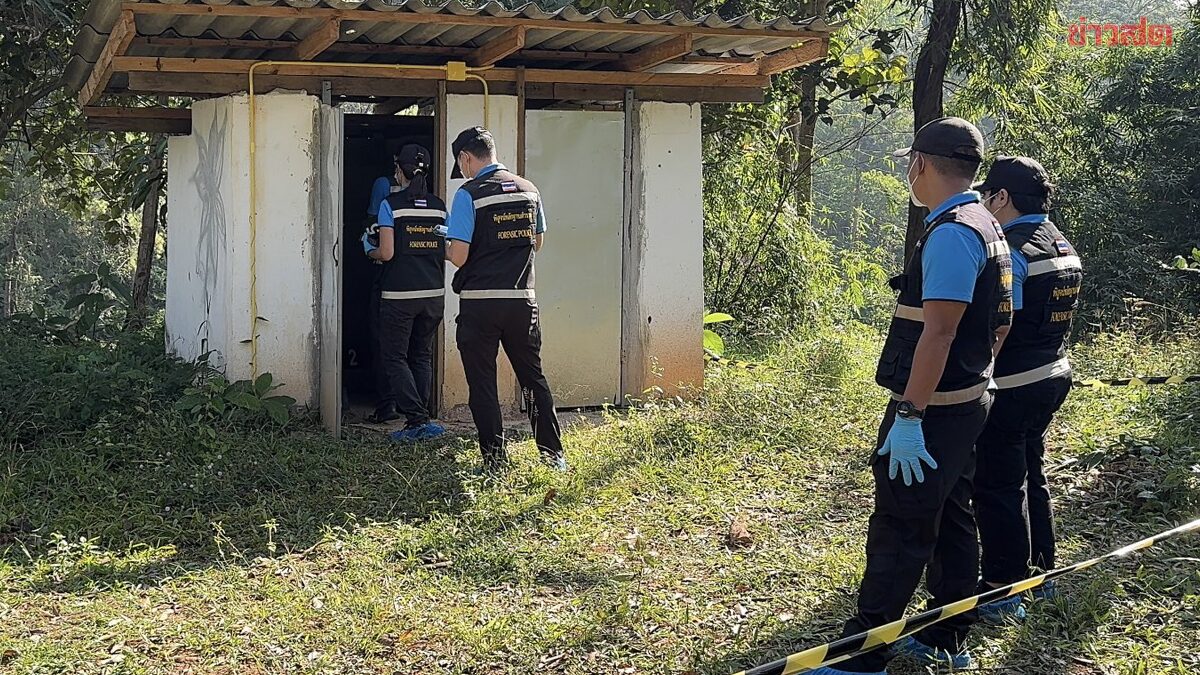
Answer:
[
  {"xmin": 877, "ymin": 416, "xmax": 938, "ymax": 486},
  {"xmin": 361, "ymin": 232, "xmax": 378, "ymax": 255}
]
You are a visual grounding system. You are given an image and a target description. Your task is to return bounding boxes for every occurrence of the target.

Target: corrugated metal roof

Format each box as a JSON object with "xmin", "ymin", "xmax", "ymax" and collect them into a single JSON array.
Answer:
[{"xmin": 68, "ymin": 0, "xmax": 833, "ymax": 94}]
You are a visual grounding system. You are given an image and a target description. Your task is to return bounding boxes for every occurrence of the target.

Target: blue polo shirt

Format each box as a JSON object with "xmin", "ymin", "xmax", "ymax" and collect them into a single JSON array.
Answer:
[
  {"xmin": 1000, "ymin": 213, "xmax": 1047, "ymax": 311},
  {"xmin": 446, "ymin": 163, "xmax": 547, "ymax": 243},
  {"xmin": 920, "ymin": 191, "xmax": 987, "ymax": 303},
  {"xmin": 367, "ymin": 176, "xmax": 392, "ymax": 217}
]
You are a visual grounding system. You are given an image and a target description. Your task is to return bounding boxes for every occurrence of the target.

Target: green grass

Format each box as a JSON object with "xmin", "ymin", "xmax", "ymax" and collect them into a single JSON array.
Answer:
[{"xmin": 1, "ymin": 322, "xmax": 1199, "ymax": 674}]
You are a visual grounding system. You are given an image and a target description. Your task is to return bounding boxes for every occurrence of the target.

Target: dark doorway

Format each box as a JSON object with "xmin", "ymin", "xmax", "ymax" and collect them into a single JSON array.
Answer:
[{"xmin": 341, "ymin": 113, "xmax": 438, "ymax": 417}]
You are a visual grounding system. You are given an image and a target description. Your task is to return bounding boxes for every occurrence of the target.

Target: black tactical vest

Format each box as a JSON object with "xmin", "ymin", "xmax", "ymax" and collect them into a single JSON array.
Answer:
[
  {"xmin": 378, "ymin": 189, "xmax": 446, "ymax": 296},
  {"xmin": 993, "ymin": 218, "xmax": 1082, "ymax": 387},
  {"xmin": 451, "ymin": 168, "xmax": 539, "ymax": 295},
  {"xmin": 875, "ymin": 199, "xmax": 1013, "ymax": 406}
]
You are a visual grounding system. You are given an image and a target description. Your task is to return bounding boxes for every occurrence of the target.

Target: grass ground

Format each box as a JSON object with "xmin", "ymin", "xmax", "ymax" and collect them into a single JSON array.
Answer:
[{"xmin": 2, "ymin": 323, "xmax": 1199, "ymax": 674}]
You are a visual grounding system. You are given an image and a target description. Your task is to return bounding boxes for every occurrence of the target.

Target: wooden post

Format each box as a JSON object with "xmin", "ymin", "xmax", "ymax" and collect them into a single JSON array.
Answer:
[
  {"xmin": 516, "ymin": 66, "xmax": 527, "ymax": 175},
  {"xmin": 619, "ymin": 88, "xmax": 644, "ymax": 402}
]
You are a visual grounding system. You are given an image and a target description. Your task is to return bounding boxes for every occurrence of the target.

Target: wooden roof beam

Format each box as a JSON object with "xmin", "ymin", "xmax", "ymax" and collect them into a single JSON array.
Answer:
[
  {"xmin": 83, "ymin": 106, "xmax": 191, "ymax": 134},
  {"xmin": 292, "ymin": 16, "xmax": 342, "ymax": 61},
  {"xmin": 468, "ymin": 26, "xmax": 526, "ymax": 67},
  {"xmin": 79, "ymin": 10, "xmax": 137, "ymax": 105},
  {"xmin": 110, "ymin": 57, "xmax": 771, "ymax": 89},
  {"xmin": 121, "ymin": 2, "xmax": 826, "ymax": 41},
  {"xmin": 619, "ymin": 34, "xmax": 693, "ymax": 72},
  {"xmin": 723, "ymin": 39, "xmax": 829, "ymax": 76}
]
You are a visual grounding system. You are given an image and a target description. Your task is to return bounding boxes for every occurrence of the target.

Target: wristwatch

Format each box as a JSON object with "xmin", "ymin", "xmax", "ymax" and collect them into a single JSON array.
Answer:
[{"xmin": 896, "ymin": 400, "xmax": 925, "ymax": 420}]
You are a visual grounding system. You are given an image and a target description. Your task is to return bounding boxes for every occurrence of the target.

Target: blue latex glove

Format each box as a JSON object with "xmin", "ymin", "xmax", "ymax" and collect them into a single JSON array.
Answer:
[
  {"xmin": 878, "ymin": 415, "xmax": 938, "ymax": 486},
  {"xmin": 361, "ymin": 232, "xmax": 378, "ymax": 255}
]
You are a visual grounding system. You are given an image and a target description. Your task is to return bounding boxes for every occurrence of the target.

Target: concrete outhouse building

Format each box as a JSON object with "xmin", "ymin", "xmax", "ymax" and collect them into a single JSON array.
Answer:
[{"xmin": 67, "ymin": 0, "xmax": 832, "ymax": 434}]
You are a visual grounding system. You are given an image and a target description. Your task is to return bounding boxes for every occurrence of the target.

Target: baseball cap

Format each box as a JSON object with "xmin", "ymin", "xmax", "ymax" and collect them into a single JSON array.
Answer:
[
  {"xmin": 973, "ymin": 155, "xmax": 1052, "ymax": 197},
  {"xmin": 396, "ymin": 143, "xmax": 430, "ymax": 174},
  {"xmin": 892, "ymin": 116, "xmax": 985, "ymax": 162},
  {"xmin": 451, "ymin": 126, "xmax": 494, "ymax": 179}
]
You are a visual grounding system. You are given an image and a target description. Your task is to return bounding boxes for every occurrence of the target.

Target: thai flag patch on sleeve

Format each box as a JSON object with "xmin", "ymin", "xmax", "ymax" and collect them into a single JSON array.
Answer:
[
  {"xmin": 415, "ymin": 199, "xmax": 427, "ymax": 207},
  {"xmin": 1054, "ymin": 238, "xmax": 1071, "ymax": 255},
  {"xmin": 502, "ymin": 181, "xmax": 518, "ymax": 192}
]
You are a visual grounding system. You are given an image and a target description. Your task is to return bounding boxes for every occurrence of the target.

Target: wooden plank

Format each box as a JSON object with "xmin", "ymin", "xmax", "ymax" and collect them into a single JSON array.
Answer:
[
  {"xmin": 619, "ymin": 34, "xmax": 693, "ymax": 72},
  {"xmin": 112, "ymin": 57, "xmax": 771, "ymax": 89},
  {"xmin": 293, "ymin": 17, "xmax": 342, "ymax": 61},
  {"xmin": 516, "ymin": 67, "xmax": 526, "ymax": 174},
  {"xmin": 83, "ymin": 106, "xmax": 190, "ymax": 134},
  {"xmin": 79, "ymin": 10, "xmax": 137, "ymax": 105},
  {"xmin": 468, "ymin": 26, "xmax": 525, "ymax": 67},
  {"xmin": 123, "ymin": 2, "xmax": 826, "ymax": 40},
  {"xmin": 722, "ymin": 39, "xmax": 829, "ymax": 76}
]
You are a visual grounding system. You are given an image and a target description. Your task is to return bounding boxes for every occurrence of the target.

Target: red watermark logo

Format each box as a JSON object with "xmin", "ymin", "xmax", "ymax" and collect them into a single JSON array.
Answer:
[{"xmin": 1067, "ymin": 17, "xmax": 1174, "ymax": 46}]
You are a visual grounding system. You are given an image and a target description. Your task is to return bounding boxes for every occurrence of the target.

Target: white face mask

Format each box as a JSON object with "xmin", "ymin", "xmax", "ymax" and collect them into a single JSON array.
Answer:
[
  {"xmin": 982, "ymin": 191, "xmax": 1001, "ymax": 216},
  {"xmin": 906, "ymin": 157, "xmax": 925, "ymax": 208}
]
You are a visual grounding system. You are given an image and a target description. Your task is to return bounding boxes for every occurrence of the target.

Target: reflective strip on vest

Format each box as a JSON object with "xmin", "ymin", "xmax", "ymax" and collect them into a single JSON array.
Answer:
[
  {"xmin": 1027, "ymin": 255, "xmax": 1082, "ymax": 277},
  {"xmin": 460, "ymin": 289, "xmax": 536, "ymax": 300},
  {"xmin": 888, "ymin": 379, "xmax": 992, "ymax": 406},
  {"xmin": 993, "ymin": 356, "xmax": 1072, "ymax": 389},
  {"xmin": 986, "ymin": 240, "xmax": 1009, "ymax": 258},
  {"xmin": 473, "ymin": 192, "xmax": 538, "ymax": 209},
  {"xmin": 393, "ymin": 208, "xmax": 448, "ymax": 219},
  {"xmin": 894, "ymin": 303, "xmax": 924, "ymax": 322},
  {"xmin": 389, "ymin": 185, "xmax": 403, "ymax": 193},
  {"xmin": 381, "ymin": 289, "xmax": 443, "ymax": 300}
]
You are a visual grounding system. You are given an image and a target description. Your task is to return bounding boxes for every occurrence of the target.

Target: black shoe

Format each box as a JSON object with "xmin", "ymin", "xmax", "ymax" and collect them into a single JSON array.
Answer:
[{"xmin": 369, "ymin": 406, "xmax": 400, "ymax": 424}]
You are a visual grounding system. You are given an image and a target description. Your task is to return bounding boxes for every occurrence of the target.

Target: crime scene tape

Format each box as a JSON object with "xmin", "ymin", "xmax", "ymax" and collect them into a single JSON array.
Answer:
[
  {"xmin": 731, "ymin": 517, "xmax": 1200, "ymax": 675},
  {"xmin": 703, "ymin": 351, "xmax": 1200, "ymax": 389}
]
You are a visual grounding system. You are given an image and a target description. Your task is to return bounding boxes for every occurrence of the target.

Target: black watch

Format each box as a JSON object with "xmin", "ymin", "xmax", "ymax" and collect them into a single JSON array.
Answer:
[{"xmin": 896, "ymin": 400, "xmax": 925, "ymax": 420}]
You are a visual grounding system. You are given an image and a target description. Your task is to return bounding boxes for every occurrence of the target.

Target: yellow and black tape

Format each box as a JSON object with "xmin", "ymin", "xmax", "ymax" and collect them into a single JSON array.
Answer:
[
  {"xmin": 704, "ymin": 351, "xmax": 1200, "ymax": 390},
  {"xmin": 731, "ymin": 517, "xmax": 1200, "ymax": 675}
]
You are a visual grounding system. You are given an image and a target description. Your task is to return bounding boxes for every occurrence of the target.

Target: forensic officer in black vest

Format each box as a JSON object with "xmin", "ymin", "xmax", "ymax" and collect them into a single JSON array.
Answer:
[
  {"xmin": 444, "ymin": 127, "xmax": 567, "ymax": 472},
  {"xmin": 814, "ymin": 118, "xmax": 1012, "ymax": 675},
  {"xmin": 362, "ymin": 144, "xmax": 448, "ymax": 442},
  {"xmin": 972, "ymin": 157, "xmax": 1082, "ymax": 622}
]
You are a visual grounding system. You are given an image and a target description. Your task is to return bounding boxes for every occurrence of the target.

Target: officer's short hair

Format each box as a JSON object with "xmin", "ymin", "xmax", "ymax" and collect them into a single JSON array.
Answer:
[
  {"xmin": 1010, "ymin": 190, "xmax": 1052, "ymax": 215},
  {"xmin": 460, "ymin": 133, "xmax": 495, "ymax": 160},
  {"xmin": 923, "ymin": 152, "xmax": 981, "ymax": 181}
]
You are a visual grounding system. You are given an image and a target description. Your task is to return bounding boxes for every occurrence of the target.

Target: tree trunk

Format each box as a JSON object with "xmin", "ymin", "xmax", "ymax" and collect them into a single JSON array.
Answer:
[
  {"xmin": 905, "ymin": 0, "xmax": 964, "ymax": 261},
  {"xmin": 3, "ymin": 227, "xmax": 16, "ymax": 317},
  {"xmin": 792, "ymin": 71, "xmax": 818, "ymax": 223},
  {"xmin": 128, "ymin": 144, "xmax": 164, "ymax": 327}
]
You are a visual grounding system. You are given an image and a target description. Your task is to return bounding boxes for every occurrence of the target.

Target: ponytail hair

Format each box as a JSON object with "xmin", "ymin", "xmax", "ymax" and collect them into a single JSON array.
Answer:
[
  {"xmin": 396, "ymin": 144, "xmax": 432, "ymax": 199},
  {"xmin": 400, "ymin": 164, "xmax": 429, "ymax": 198}
]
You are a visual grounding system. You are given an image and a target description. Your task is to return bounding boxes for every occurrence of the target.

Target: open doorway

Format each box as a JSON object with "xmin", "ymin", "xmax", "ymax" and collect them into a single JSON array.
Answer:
[{"xmin": 341, "ymin": 113, "xmax": 438, "ymax": 421}]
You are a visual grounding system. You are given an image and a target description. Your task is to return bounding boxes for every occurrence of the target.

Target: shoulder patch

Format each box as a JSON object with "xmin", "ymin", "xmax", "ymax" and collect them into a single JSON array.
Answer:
[
  {"xmin": 415, "ymin": 199, "xmax": 427, "ymax": 207},
  {"xmin": 1054, "ymin": 238, "xmax": 1071, "ymax": 255},
  {"xmin": 501, "ymin": 181, "xmax": 518, "ymax": 192}
]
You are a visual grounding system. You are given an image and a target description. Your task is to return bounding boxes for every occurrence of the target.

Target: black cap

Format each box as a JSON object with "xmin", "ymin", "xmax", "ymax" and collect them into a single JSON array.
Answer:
[
  {"xmin": 451, "ymin": 126, "xmax": 493, "ymax": 179},
  {"xmin": 973, "ymin": 155, "xmax": 1051, "ymax": 197},
  {"xmin": 892, "ymin": 116, "xmax": 985, "ymax": 162},
  {"xmin": 396, "ymin": 143, "xmax": 430, "ymax": 174}
]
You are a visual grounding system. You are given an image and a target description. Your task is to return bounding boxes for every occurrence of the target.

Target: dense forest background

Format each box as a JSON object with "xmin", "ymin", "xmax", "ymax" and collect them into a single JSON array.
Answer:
[{"xmin": 1, "ymin": 0, "xmax": 1197, "ymax": 342}]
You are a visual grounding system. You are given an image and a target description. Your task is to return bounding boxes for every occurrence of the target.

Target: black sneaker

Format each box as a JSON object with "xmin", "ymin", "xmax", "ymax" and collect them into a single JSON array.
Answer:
[{"xmin": 369, "ymin": 406, "xmax": 400, "ymax": 424}]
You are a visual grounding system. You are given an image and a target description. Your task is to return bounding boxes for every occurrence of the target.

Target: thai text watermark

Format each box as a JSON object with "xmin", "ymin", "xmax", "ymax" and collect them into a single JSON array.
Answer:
[{"xmin": 1067, "ymin": 17, "xmax": 1174, "ymax": 47}]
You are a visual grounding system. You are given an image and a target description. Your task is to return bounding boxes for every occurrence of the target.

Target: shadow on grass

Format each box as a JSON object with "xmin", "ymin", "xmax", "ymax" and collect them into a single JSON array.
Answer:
[{"xmin": 0, "ymin": 404, "xmax": 708, "ymax": 598}]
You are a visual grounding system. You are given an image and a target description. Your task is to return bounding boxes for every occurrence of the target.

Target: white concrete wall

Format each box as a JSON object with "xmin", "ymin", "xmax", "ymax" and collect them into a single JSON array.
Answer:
[
  {"xmin": 627, "ymin": 101, "xmax": 705, "ymax": 398},
  {"xmin": 441, "ymin": 94, "xmax": 521, "ymax": 418},
  {"xmin": 165, "ymin": 92, "xmax": 322, "ymax": 406}
]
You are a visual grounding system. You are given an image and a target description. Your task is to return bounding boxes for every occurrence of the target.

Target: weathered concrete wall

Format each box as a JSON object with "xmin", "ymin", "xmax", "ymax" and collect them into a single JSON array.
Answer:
[
  {"xmin": 165, "ymin": 92, "xmax": 321, "ymax": 406},
  {"xmin": 440, "ymin": 94, "xmax": 521, "ymax": 419},
  {"xmin": 623, "ymin": 101, "xmax": 705, "ymax": 398}
]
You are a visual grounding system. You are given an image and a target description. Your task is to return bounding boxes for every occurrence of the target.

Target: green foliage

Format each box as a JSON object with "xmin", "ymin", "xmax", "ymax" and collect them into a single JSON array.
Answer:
[
  {"xmin": 176, "ymin": 372, "xmax": 298, "ymax": 430},
  {"xmin": 702, "ymin": 311, "xmax": 734, "ymax": 354},
  {"xmin": 0, "ymin": 317, "xmax": 198, "ymax": 447}
]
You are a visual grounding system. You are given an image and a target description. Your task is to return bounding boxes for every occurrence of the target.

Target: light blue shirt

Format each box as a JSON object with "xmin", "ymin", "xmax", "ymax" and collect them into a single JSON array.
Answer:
[
  {"xmin": 920, "ymin": 191, "xmax": 986, "ymax": 303},
  {"xmin": 446, "ymin": 163, "xmax": 547, "ymax": 243},
  {"xmin": 1001, "ymin": 213, "xmax": 1048, "ymax": 311},
  {"xmin": 367, "ymin": 176, "xmax": 392, "ymax": 217}
]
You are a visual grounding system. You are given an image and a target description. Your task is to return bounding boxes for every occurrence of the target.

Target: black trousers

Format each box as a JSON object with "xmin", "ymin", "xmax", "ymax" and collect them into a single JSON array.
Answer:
[
  {"xmin": 975, "ymin": 375, "xmax": 1071, "ymax": 584},
  {"xmin": 456, "ymin": 298, "xmax": 564, "ymax": 462},
  {"xmin": 837, "ymin": 393, "xmax": 991, "ymax": 672},
  {"xmin": 374, "ymin": 296, "xmax": 444, "ymax": 427}
]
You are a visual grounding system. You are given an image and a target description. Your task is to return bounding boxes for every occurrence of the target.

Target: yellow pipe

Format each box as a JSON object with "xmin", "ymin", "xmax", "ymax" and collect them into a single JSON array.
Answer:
[{"xmin": 246, "ymin": 60, "xmax": 491, "ymax": 377}]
